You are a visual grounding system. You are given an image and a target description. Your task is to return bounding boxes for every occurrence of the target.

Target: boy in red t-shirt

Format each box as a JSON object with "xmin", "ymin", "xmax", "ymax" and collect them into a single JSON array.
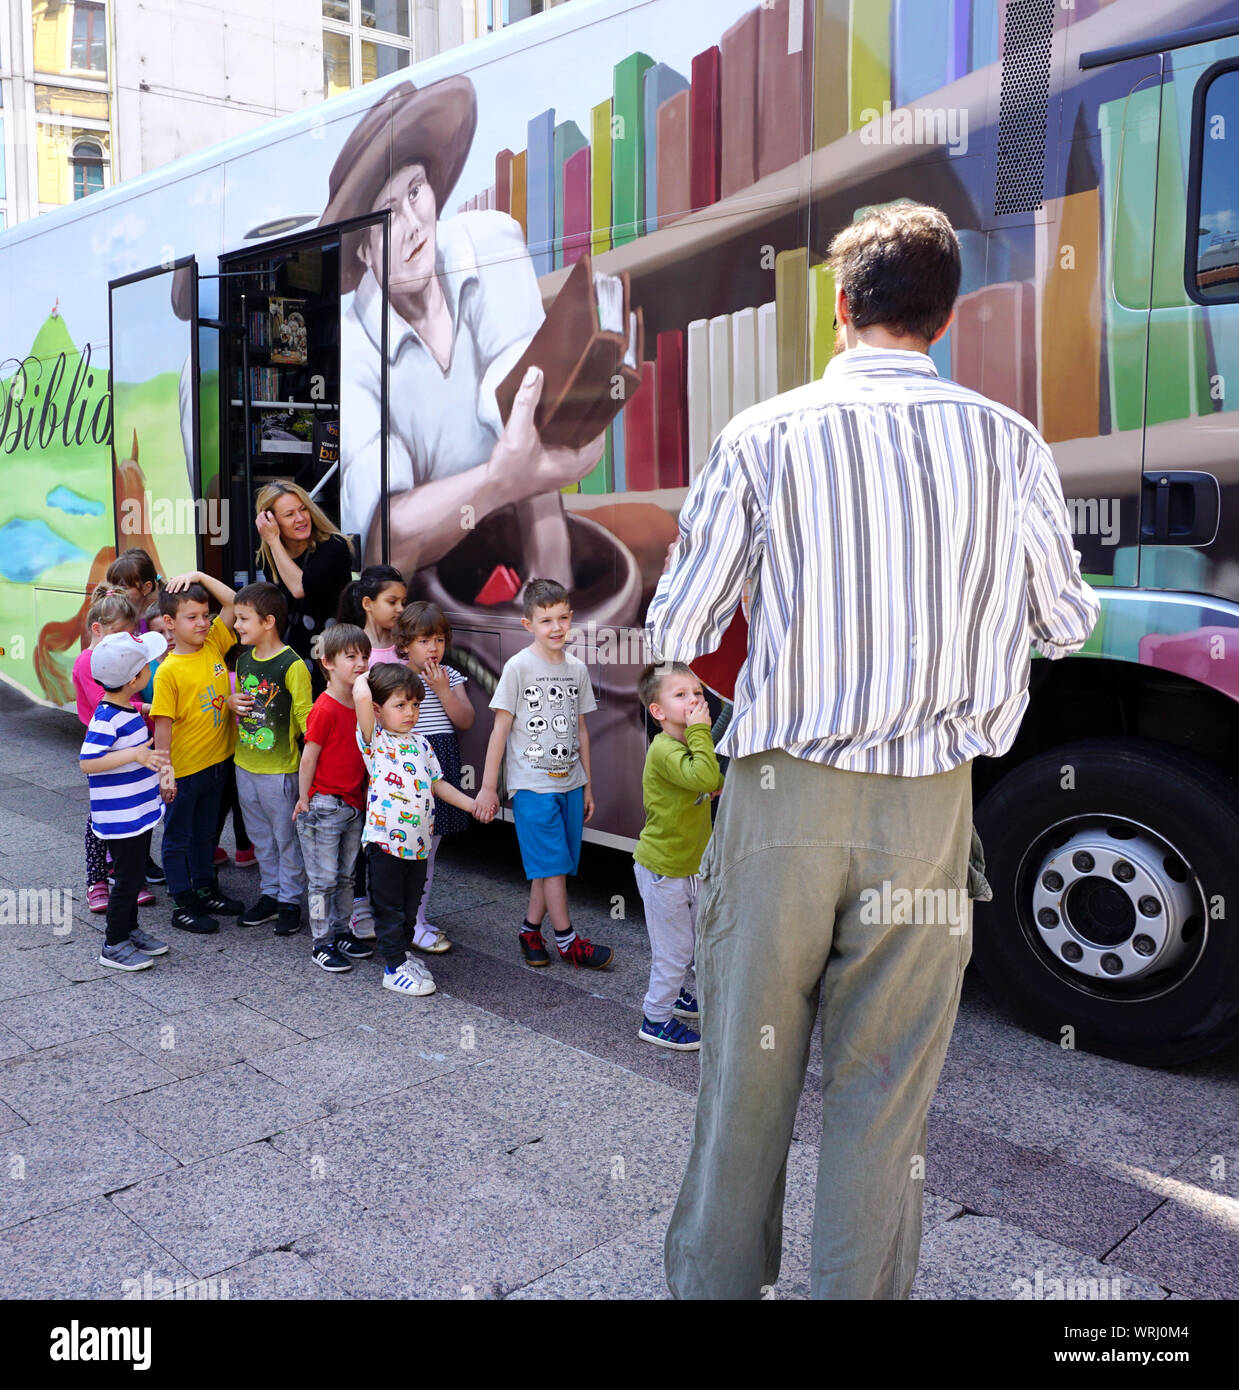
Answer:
[{"xmin": 294, "ymin": 624, "xmax": 372, "ymax": 973}]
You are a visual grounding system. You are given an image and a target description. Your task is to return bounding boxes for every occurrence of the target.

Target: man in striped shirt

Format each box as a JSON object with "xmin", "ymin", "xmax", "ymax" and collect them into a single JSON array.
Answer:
[{"xmin": 649, "ymin": 204, "xmax": 1099, "ymax": 1300}]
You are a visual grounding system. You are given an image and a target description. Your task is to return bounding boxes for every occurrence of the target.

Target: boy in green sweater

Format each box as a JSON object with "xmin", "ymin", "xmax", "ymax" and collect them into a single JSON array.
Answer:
[{"xmin": 633, "ymin": 661, "xmax": 724, "ymax": 1051}]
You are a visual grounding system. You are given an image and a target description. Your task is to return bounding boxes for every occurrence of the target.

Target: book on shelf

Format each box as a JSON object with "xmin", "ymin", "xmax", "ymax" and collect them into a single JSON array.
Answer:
[
  {"xmin": 720, "ymin": 9, "xmax": 759, "ymax": 199},
  {"xmin": 590, "ymin": 100, "xmax": 613, "ymax": 256},
  {"xmin": 268, "ymin": 298, "xmax": 308, "ymax": 365},
  {"xmin": 257, "ymin": 408, "xmax": 314, "ymax": 455},
  {"xmin": 527, "ymin": 110, "xmax": 556, "ymax": 277},
  {"xmin": 495, "ymin": 148, "xmax": 514, "ymax": 216},
  {"xmin": 624, "ymin": 361, "xmax": 658, "ymax": 490},
  {"xmin": 690, "ymin": 45, "xmax": 721, "ymax": 212},
  {"xmin": 512, "ymin": 150, "xmax": 528, "ymax": 240},
  {"xmin": 612, "ymin": 52, "xmax": 655, "ymax": 247},
  {"xmin": 656, "ymin": 89, "xmax": 692, "ymax": 229},
  {"xmin": 553, "ymin": 120, "xmax": 588, "ymax": 271},
  {"xmin": 757, "ymin": 0, "xmax": 813, "ymax": 180},
  {"xmin": 644, "ymin": 63, "xmax": 689, "ymax": 236},
  {"xmin": 655, "ymin": 329, "xmax": 688, "ymax": 488},
  {"xmin": 562, "ymin": 145, "xmax": 592, "ymax": 268},
  {"xmin": 494, "ymin": 252, "xmax": 644, "ymax": 449}
]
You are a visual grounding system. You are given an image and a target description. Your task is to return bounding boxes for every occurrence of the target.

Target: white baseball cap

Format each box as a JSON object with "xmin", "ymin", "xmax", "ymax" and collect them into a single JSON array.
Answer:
[{"xmin": 91, "ymin": 631, "xmax": 167, "ymax": 689}]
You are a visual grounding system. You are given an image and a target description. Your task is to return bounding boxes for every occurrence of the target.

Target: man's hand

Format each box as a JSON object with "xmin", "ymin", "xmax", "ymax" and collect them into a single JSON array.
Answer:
[
  {"xmin": 292, "ymin": 796, "xmax": 310, "ymax": 821},
  {"xmin": 474, "ymin": 786, "xmax": 500, "ymax": 823},
  {"xmin": 226, "ymin": 690, "xmax": 254, "ymax": 716}
]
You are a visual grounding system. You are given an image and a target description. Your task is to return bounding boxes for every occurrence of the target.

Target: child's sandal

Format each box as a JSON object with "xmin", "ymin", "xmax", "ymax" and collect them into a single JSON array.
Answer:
[{"xmin": 411, "ymin": 926, "xmax": 451, "ymax": 954}]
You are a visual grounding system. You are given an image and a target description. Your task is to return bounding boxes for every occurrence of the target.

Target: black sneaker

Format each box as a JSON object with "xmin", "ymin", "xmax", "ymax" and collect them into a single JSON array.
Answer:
[
  {"xmin": 274, "ymin": 903, "xmax": 302, "ymax": 937},
  {"xmin": 171, "ymin": 901, "xmax": 219, "ymax": 935},
  {"xmin": 334, "ymin": 930, "xmax": 374, "ymax": 960},
  {"xmin": 197, "ymin": 885, "xmax": 244, "ymax": 916},
  {"xmin": 312, "ymin": 943, "xmax": 353, "ymax": 973},
  {"xmin": 519, "ymin": 922, "xmax": 551, "ymax": 967},
  {"xmin": 145, "ymin": 857, "xmax": 166, "ymax": 885},
  {"xmin": 239, "ymin": 894, "xmax": 280, "ymax": 928}
]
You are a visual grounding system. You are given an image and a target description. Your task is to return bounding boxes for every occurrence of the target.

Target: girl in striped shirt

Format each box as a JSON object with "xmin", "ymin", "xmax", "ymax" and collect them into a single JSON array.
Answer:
[
  {"xmin": 79, "ymin": 631, "xmax": 175, "ymax": 972},
  {"xmin": 393, "ymin": 601, "xmax": 475, "ymax": 954}
]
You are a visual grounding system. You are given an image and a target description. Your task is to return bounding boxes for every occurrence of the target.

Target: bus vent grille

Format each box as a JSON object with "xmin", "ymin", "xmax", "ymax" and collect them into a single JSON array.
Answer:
[{"xmin": 994, "ymin": 0, "xmax": 1056, "ymax": 216}]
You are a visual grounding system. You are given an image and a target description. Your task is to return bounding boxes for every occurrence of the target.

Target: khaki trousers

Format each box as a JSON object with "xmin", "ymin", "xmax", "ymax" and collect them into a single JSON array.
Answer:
[{"xmin": 664, "ymin": 749, "xmax": 973, "ymax": 1300}]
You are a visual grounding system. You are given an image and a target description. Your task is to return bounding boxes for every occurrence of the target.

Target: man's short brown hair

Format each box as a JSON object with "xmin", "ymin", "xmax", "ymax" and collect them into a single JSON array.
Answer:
[{"xmin": 828, "ymin": 203, "xmax": 961, "ymax": 344}]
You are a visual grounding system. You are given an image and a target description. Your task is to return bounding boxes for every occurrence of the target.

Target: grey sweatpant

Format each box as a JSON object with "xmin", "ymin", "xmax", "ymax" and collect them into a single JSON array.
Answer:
[
  {"xmin": 664, "ymin": 748, "xmax": 973, "ymax": 1300},
  {"xmin": 236, "ymin": 769, "xmax": 305, "ymax": 904}
]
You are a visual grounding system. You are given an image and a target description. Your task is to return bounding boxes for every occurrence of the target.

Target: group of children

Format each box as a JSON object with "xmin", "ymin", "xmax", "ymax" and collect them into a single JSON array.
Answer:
[{"xmin": 76, "ymin": 551, "xmax": 725, "ymax": 1046}]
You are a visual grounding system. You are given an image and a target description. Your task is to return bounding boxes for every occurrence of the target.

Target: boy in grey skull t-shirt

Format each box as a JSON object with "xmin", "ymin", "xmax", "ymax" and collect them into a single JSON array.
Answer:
[{"xmin": 475, "ymin": 580, "xmax": 614, "ymax": 971}]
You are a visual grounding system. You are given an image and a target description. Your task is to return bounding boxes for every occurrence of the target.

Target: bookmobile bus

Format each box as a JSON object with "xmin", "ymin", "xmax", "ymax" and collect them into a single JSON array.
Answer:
[{"xmin": 3, "ymin": 0, "xmax": 1239, "ymax": 1064}]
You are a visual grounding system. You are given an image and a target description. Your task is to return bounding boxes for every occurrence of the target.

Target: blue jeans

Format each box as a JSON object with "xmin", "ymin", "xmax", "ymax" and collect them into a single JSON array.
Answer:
[
  {"xmin": 295, "ymin": 793, "xmax": 363, "ymax": 944},
  {"xmin": 162, "ymin": 760, "xmax": 228, "ymax": 899}
]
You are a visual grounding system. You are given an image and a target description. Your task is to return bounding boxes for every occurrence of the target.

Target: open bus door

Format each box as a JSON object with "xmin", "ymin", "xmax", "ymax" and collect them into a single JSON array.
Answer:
[
  {"xmin": 107, "ymin": 257, "xmax": 205, "ymax": 586},
  {"xmin": 216, "ymin": 212, "xmax": 390, "ymax": 588}
]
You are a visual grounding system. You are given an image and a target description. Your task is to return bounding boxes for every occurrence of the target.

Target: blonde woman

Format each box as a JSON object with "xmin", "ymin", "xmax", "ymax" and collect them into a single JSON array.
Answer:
[{"xmin": 254, "ymin": 482, "xmax": 354, "ymax": 680}]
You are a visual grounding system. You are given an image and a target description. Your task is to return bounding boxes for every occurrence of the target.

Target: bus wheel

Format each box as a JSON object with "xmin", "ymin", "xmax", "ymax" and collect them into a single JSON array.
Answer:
[{"xmin": 972, "ymin": 739, "xmax": 1239, "ymax": 1067}]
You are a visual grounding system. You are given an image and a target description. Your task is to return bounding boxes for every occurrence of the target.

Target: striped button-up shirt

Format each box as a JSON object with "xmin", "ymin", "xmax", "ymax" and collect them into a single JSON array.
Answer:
[{"xmin": 645, "ymin": 346, "xmax": 1100, "ymax": 777}]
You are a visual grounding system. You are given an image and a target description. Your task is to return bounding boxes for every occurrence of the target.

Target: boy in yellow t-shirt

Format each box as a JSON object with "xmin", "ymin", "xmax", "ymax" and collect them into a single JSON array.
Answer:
[{"xmin": 150, "ymin": 571, "xmax": 242, "ymax": 935}]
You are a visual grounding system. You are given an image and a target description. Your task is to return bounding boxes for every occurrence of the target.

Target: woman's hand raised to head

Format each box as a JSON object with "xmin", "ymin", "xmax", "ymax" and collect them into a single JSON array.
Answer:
[{"xmin": 255, "ymin": 510, "xmax": 281, "ymax": 546}]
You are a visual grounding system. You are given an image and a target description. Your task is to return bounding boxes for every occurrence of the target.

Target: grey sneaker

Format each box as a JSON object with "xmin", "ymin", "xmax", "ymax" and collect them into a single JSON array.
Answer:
[
  {"xmin": 99, "ymin": 939, "xmax": 155, "ymax": 972},
  {"xmin": 128, "ymin": 926, "xmax": 169, "ymax": 957}
]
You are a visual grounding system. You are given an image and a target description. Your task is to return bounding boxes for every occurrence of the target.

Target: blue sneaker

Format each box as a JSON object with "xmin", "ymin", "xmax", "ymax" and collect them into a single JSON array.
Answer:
[
  {"xmin": 672, "ymin": 988, "xmax": 699, "ymax": 1020},
  {"xmin": 638, "ymin": 1016, "xmax": 700, "ymax": 1051}
]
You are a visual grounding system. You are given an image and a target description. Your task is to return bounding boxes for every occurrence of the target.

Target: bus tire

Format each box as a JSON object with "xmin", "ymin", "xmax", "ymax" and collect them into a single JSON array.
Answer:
[{"xmin": 972, "ymin": 738, "xmax": 1239, "ymax": 1067}]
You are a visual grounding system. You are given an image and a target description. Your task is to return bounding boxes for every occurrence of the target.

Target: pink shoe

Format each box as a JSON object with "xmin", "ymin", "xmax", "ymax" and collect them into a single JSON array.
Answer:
[
  {"xmin": 213, "ymin": 846, "xmax": 229, "ymax": 866},
  {"xmin": 234, "ymin": 848, "xmax": 257, "ymax": 867},
  {"xmin": 137, "ymin": 886, "xmax": 156, "ymax": 906},
  {"xmin": 87, "ymin": 882, "xmax": 109, "ymax": 913}
]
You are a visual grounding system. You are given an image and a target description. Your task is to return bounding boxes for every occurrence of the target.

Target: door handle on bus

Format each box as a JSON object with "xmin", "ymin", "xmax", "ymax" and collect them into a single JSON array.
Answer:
[{"xmin": 1140, "ymin": 471, "xmax": 1220, "ymax": 546}]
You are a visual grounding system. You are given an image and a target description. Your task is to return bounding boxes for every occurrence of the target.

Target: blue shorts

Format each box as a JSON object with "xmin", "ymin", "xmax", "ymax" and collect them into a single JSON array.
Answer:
[{"xmin": 512, "ymin": 786, "xmax": 584, "ymax": 880}]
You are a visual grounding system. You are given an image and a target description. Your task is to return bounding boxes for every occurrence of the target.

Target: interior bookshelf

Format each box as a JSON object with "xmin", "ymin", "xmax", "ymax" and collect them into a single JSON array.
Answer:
[{"xmin": 218, "ymin": 239, "xmax": 343, "ymax": 583}]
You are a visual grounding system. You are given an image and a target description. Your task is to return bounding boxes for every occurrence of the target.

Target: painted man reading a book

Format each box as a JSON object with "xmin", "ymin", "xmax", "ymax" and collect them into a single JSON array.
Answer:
[{"xmin": 326, "ymin": 76, "xmax": 609, "ymax": 582}]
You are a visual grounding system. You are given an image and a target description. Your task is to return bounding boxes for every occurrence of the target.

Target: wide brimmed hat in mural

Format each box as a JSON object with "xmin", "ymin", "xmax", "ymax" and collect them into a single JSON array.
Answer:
[{"xmin": 321, "ymin": 76, "xmax": 478, "ymax": 293}]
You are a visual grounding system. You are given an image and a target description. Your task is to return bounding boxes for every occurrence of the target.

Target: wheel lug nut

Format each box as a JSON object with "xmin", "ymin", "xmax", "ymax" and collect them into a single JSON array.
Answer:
[
  {"xmin": 1113, "ymin": 860, "xmax": 1135, "ymax": 883},
  {"xmin": 1073, "ymin": 852, "xmax": 1094, "ymax": 873},
  {"xmin": 1133, "ymin": 935, "xmax": 1156, "ymax": 957},
  {"xmin": 1062, "ymin": 942, "xmax": 1083, "ymax": 963},
  {"xmin": 1037, "ymin": 908, "xmax": 1059, "ymax": 928},
  {"xmin": 1041, "ymin": 871, "xmax": 1064, "ymax": 892},
  {"xmin": 1138, "ymin": 896, "xmax": 1161, "ymax": 916},
  {"xmin": 1100, "ymin": 953, "xmax": 1123, "ymax": 975}
]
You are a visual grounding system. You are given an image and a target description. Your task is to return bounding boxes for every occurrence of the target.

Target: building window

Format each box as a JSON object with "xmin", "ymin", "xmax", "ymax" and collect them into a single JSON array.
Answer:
[
  {"xmin": 322, "ymin": 0, "xmax": 350, "ymax": 19},
  {"xmin": 361, "ymin": 0, "xmax": 409, "ymax": 37},
  {"xmin": 71, "ymin": 2, "xmax": 107, "ymax": 73},
  {"xmin": 323, "ymin": 30, "xmax": 351, "ymax": 98},
  {"xmin": 361, "ymin": 40, "xmax": 409, "ymax": 83},
  {"xmin": 71, "ymin": 138, "xmax": 104, "ymax": 199}
]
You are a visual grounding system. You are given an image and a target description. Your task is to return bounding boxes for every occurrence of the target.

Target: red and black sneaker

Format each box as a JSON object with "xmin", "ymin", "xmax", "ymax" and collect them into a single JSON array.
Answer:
[
  {"xmin": 519, "ymin": 922, "xmax": 550, "ymax": 967},
  {"xmin": 556, "ymin": 932, "xmax": 615, "ymax": 970}
]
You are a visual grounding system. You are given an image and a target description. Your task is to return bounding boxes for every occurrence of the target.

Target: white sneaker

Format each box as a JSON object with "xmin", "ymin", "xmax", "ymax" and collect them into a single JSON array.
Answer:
[
  {"xmin": 350, "ymin": 896, "xmax": 376, "ymax": 939},
  {"xmin": 382, "ymin": 958, "xmax": 436, "ymax": 996}
]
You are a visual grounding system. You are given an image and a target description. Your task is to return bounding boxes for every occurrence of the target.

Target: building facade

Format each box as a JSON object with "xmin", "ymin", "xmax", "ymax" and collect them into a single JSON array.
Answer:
[{"xmin": 0, "ymin": 0, "xmax": 572, "ymax": 230}]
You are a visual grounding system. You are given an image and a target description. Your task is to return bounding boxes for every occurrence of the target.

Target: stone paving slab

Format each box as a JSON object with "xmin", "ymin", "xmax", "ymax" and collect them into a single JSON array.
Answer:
[
  {"xmin": 0, "ymin": 978, "xmax": 163, "ymax": 1050},
  {"xmin": 236, "ymin": 970, "xmax": 454, "ymax": 1039},
  {"xmin": 0, "ymin": 1032, "xmax": 178, "ymax": 1125},
  {"xmin": 0, "ymin": 1107, "xmax": 179, "ymax": 1231},
  {"xmin": 110, "ymin": 1141, "xmax": 366, "ymax": 1279},
  {"xmin": 418, "ymin": 941, "xmax": 582, "ymax": 1022},
  {"xmin": 0, "ymin": 1098, "xmax": 27, "ymax": 1136},
  {"xmin": 0, "ymin": 1027, "xmax": 29, "ymax": 1062},
  {"xmin": 909, "ymin": 1215, "xmax": 1169, "ymax": 1300},
  {"xmin": 247, "ymin": 1024, "xmax": 477, "ymax": 1112},
  {"xmin": 294, "ymin": 1168, "xmax": 626, "ymax": 1299},
  {"xmin": 157, "ymin": 1251, "xmax": 348, "ymax": 1300},
  {"xmin": 925, "ymin": 1115, "xmax": 1162, "ymax": 1257},
  {"xmin": 1103, "ymin": 1143, "xmax": 1239, "ymax": 1300},
  {"xmin": 110, "ymin": 950, "xmax": 277, "ymax": 1015},
  {"xmin": 931, "ymin": 1042, "xmax": 1223, "ymax": 1180},
  {"xmin": 505, "ymin": 1210, "xmax": 674, "ymax": 1300},
  {"xmin": 268, "ymin": 1083, "xmax": 535, "ymax": 1215},
  {"xmin": 111, "ymin": 999, "xmax": 308, "ymax": 1079},
  {"xmin": 108, "ymin": 1062, "xmax": 329, "ymax": 1164},
  {"xmin": 0, "ymin": 1196, "xmax": 193, "ymax": 1300},
  {"xmin": 0, "ymin": 947, "xmax": 68, "ymax": 1001}
]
